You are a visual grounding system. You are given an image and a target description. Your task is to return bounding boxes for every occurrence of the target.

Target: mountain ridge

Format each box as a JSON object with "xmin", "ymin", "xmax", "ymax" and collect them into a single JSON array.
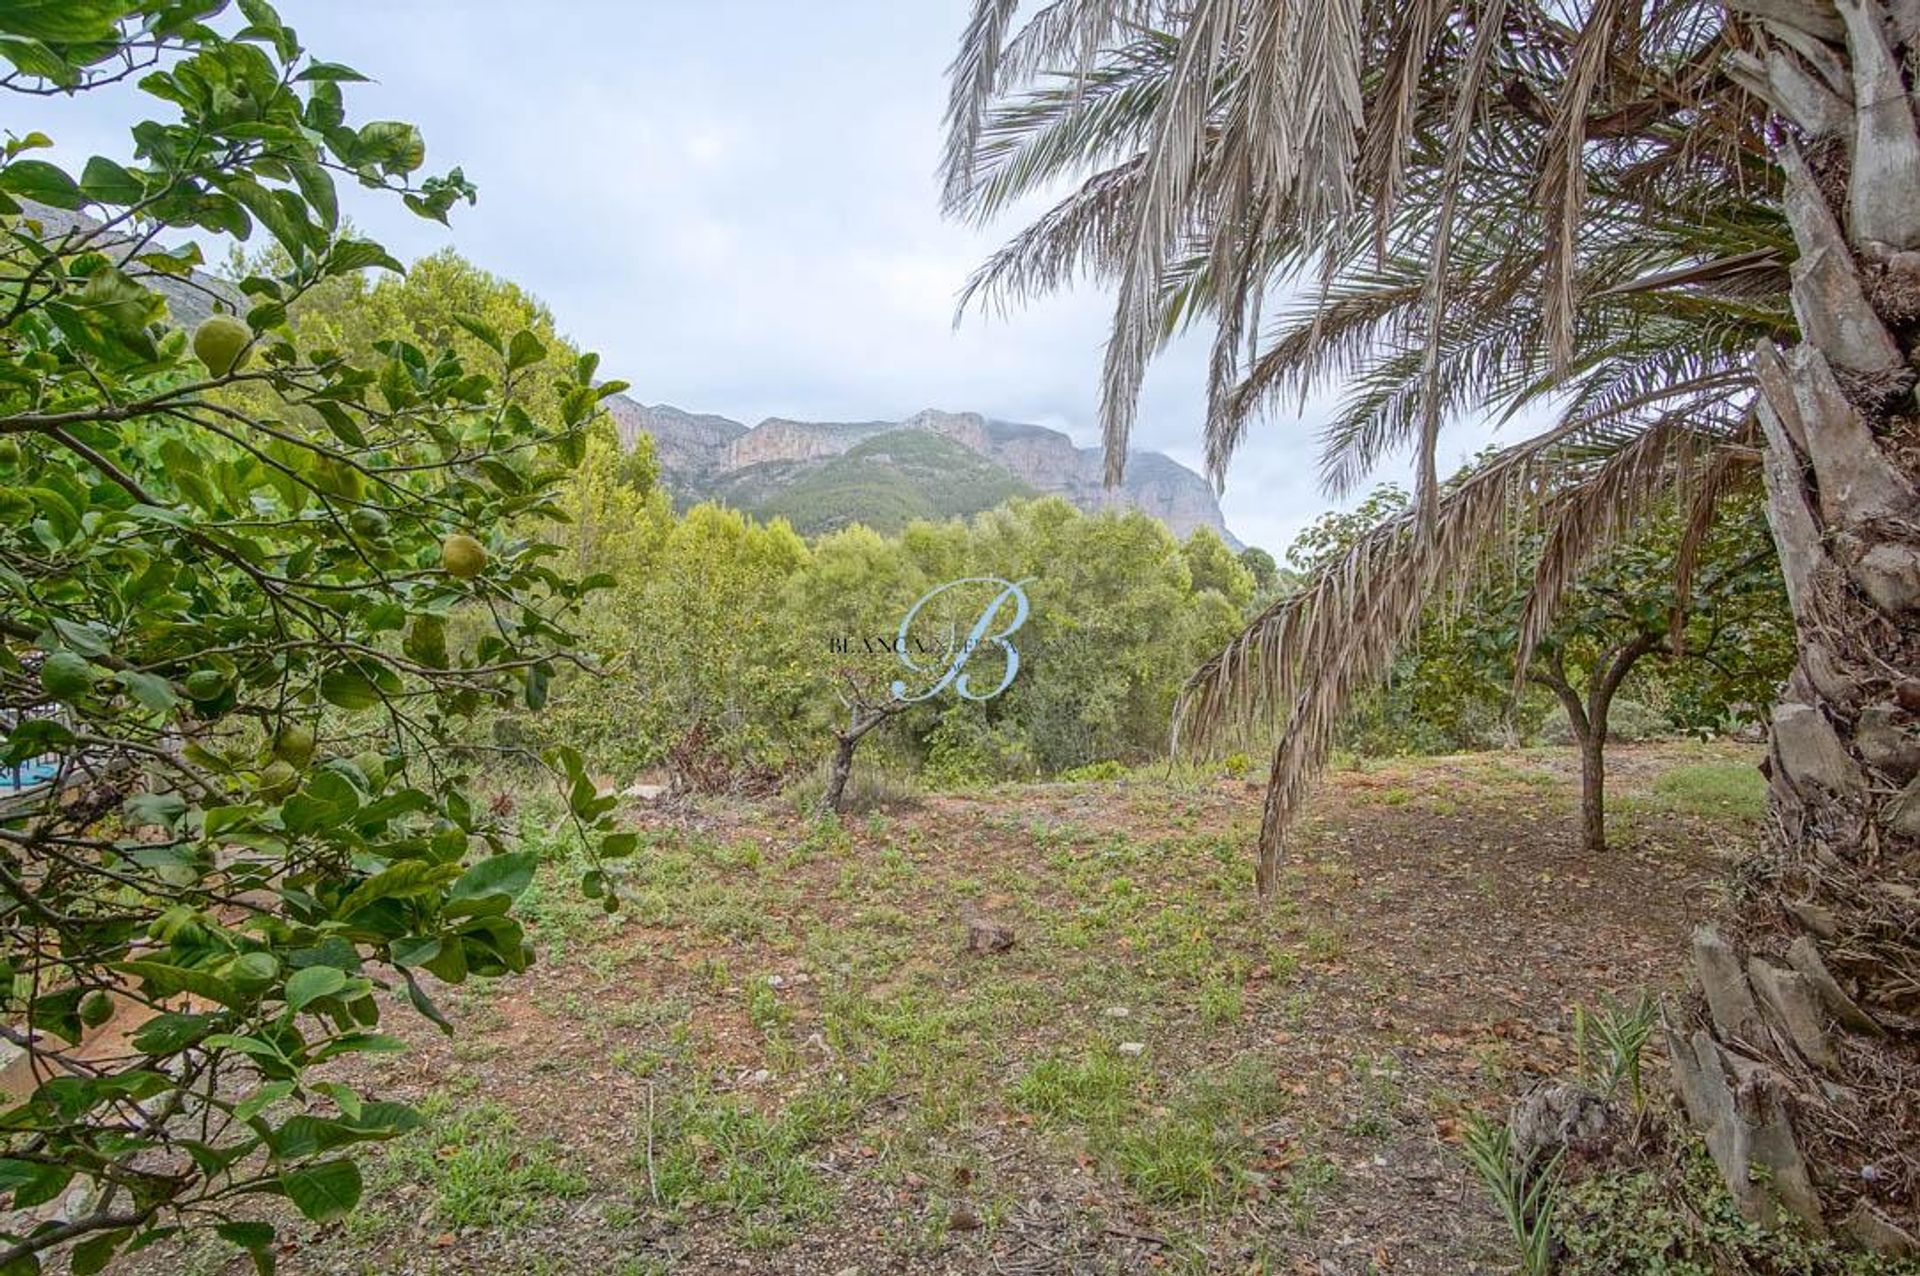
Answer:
[{"xmin": 604, "ymin": 397, "xmax": 1241, "ymax": 546}]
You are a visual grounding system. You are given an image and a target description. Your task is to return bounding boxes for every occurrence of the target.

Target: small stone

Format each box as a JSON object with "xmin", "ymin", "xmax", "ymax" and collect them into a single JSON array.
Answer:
[
  {"xmin": 766, "ymin": 974, "xmax": 785, "ymax": 988},
  {"xmin": 1510, "ymin": 1080, "xmax": 1610, "ymax": 1164},
  {"xmin": 1854, "ymin": 542, "xmax": 1920, "ymax": 614},
  {"xmin": 1896, "ymin": 679, "xmax": 1920, "ymax": 714},
  {"xmin": 1117, "ymin": 1041, "xmax": 1146, "ymax": 1056},
  {"xmin": 1787, "ymin": 901, "xmax": 1840, "ymax": 939},
  {"xmin": 1692, "ymin": 925, "xmax": 1763, "ymax": 1040},
  {"xmin": 743, "ymin": 1068, "xmax": 772, "ymax": 1086},
  {"xmin": 623, "ymin": 782, "xmax": 669, "ymax": 801},
  {"xmin": 965, "ymin": 915, "xmax": 1015, "ymax": 954},
  {"xmin": 1785, "ymin": 936, "xmax": 1882, "ymax": 1036},
  {"xmin": 1103, "ymin": 1006, "xmax": 1131, "ymax": 1019}
]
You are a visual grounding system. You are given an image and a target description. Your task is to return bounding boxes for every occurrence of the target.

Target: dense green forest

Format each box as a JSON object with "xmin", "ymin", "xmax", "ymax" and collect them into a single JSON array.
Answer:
[{"xmin": 284, "ymin": 249, "xmax": 1794, "ymax": 806}]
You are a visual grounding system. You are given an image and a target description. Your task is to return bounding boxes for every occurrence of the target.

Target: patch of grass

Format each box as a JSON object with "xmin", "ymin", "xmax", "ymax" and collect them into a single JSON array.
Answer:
[
  {"xmin": 1059, "ymin": 759, "xmax": 1128, "ymax": 782},
  {"xmin": 1345, "ymin": 1052, "xmax": 1405, "ymax": 1138},
  {"xmin": 356, "ymin": 1095, "xmax": 587, "ymax": 1236},
  {"xmin": 1009, "ymin": 1050, "xmax": 1144, "ymax": 1125},
  {"xmin": 1199, "ymin": 980, "xmax": 1244, "ymax": 1026},
  {"xmin": 746, "ymin": 978, "xmax": 787, "ymax": 1035},
  {"xmin": 1650, "ymin": 761, "xmax": 1766, "ymax": 821},
  {"xmin": 1013, "ymin": 1053, "xmax": 1288, "ymax": 1210},
  {"xmin": 648, "ymin": 1073, "xmax": 880, "ymax": 1245},
  {"xmin": 1281, "ymin": 1152, "xmax": 1340, "ymax": 1233},
  {"xmin": 1114, "ymin": 1117, "xmax": 1242, "ymax": 1206}
]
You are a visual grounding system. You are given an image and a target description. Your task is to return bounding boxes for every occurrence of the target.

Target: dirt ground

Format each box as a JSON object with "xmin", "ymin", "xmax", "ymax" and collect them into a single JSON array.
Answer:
[{"xmin": 138, "ymin": 740, "xmax": 1766, "ymax": 1276}]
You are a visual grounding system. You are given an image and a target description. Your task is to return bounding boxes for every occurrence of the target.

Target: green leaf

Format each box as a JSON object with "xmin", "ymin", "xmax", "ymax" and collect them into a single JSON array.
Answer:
[
  {"xmin": 233, "ymin": 1079, "xmax": 295, "ymax": 1123},
  {"xmin": 279, "ymin": 1158, "xmax": 362, "ymax": 1223},
  {"xmin": 447, "ymin": 851, "xmax": 537, "ymax": 904},
  {"xmin": 281, "ymin": 771, "xmax": 363, "ymax": 836},
  {"xmin": 319, "ymin": 666, "xmax": 381, "ymax": 712},
  {"xmin": 69, "ymin": 1228, "xmax": 129, "ymax": 1275},
  {"xmin": 400, "ymin": 967, "xmax": 454, "ymax": 1035},
  {"xmin": 123, "ymin": 791, "xmax": 187, "ymax": 829},
  {"xmin": 452, "ymin": 313, "xmax": 501, "ymax": 353},
  {"xmin": 284, "ymin": 965, "xmax": 347, "ymax": 1011},
  {"xmin": 0, "ymin": 2, "xmax": 127, "ymax": 45},
  {"xmin": 215, "ymin": 1221, "xmax": 275, "ymax": 1253},
  {"xmin": 0, "ymin": 36, "xmax": 68, "ymax": 86},
  {"xmin": 116, "ymin": 669, "xmax": 178, "ymax": 713},
  {"xmin": 221, "ymin": 175, "xmax": 319, "ymax": 255},
  {"xmin": 78, "ymin": 156, "xmax": 142, "ymax": 205},
  {"xmin": 131, "ymin": 1012, "xmax": 217, "ymax": 1054},
  {"xmin": 506, "ymin": 329, "xmax": 546, "ymax": 372},
  {"xmin": 117, "ymin": 960, "xmax": 240, "ymax": 1008},
  {"xmin": 325, "ymin": 238, "xmax": 402, "ymax": 276},
  {"xmin": 1, "ymin": 159, "xmax": 80, "ymax": 208},
  {"xmin": 296, "ymin": 61, "xmax": 368, "ymax": 83},
  {"xmin": 388, "ymin": 936, "xmax": 440, "ymax": 967},
  {"xmin": 336, "ymin": 859, "xmax": 458, "ymax": 918},
  {"xmin": 355, "ymin": 121, "xmax": 425, "ymax": 175},
  {"xmin": 290, "ymin": 160, "xmax": 337, "ymax": 230}
]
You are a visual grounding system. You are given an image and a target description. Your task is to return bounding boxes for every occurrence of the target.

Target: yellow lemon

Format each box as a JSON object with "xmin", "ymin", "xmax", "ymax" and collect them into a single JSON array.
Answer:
[
  {"xmin": 192, "ymin": 314, "xmax": 252, "ymax": 377},
  {"xmin": 440, "ymin": 533, "xmax": 487, "ymax": 579}
]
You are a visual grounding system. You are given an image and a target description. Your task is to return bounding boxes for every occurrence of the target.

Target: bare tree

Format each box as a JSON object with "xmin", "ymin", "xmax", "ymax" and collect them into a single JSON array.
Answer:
[{"xmin": 820, "ymin": 672, "xmax": 909, "ymax": 815}]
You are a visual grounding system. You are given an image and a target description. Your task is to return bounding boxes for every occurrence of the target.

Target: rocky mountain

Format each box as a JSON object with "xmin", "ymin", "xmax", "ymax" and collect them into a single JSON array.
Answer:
[
  {"xmin": 18, "ymin": 202, "xmax": 237, "ymax": 327},
  {"xmin": 604, "ymin": 398, "xmax": 1240, "ymax": 545}
]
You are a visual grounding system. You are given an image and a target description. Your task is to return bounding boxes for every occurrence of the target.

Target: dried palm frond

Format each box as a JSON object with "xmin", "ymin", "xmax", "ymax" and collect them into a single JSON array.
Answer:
[
  {"xmin": 949, "ymin": 0, "xmax": 1776, "ymax": 890},
  {"xmin": 1174, "ymin": 428, "xmax": 1565, "ymax": 891},
  {"xmin": 1174, "ymin": 409, "xmax": 1749, "ymax": 891}
]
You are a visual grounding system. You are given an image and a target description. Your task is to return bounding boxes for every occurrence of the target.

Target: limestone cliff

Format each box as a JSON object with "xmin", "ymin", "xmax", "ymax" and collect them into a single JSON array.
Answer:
[{"xmin": 605, "ymin": 396, "xmax": 1240, "ymax": 546}]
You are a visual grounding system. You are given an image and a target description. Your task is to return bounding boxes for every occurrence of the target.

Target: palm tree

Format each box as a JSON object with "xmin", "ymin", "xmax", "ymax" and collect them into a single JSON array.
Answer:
[{"xmin": 948, "ymin": 0, "xmax": 1918, "ymax": 1242}]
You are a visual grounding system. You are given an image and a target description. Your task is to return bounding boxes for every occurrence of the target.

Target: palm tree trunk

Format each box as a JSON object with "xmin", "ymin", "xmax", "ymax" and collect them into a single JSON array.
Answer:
[{"xmin": 1678, "ymin": 0, "xmax": 1920, "ymax": 1249}]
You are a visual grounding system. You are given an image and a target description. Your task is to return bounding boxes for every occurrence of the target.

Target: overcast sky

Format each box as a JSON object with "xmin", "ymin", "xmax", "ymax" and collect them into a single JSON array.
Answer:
[{"xmin": 30, "ymin": 1, "xmax": 1513, "ymax": 553}]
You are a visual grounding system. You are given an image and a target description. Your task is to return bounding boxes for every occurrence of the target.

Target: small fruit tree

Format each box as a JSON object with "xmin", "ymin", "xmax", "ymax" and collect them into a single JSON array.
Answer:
[{"xmin": 0, "ymin": 3, "xmax": 631, "ymax": 1269}]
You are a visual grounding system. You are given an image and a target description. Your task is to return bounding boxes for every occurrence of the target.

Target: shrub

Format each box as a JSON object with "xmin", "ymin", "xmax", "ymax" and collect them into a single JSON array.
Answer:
[{"xmin": 1060, "ymin": 759, "xmax": 1129, "ymax": 782}]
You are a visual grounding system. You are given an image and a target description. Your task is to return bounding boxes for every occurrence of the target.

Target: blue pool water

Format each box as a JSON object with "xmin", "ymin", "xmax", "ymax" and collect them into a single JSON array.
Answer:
[{"xmin": 0, "ymin": 757, "xmax": 58, "ymax": 791}]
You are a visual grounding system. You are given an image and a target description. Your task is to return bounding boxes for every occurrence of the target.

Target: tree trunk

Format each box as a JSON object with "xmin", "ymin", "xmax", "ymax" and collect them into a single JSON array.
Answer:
[
  {"xmin": 1579, "ymin": 630, "xmax": 1664, "ymax": 857},
  {"xmin": 822, "ymin": 732, "xmax": 857, "ymax": 814},
  {"xmin": 1687, "ymin": 1, "xmax": 1920, "ymax": 1250},
  {"xmin": 1578, "ymin": 731, "xmax": 1607, "ymax": 856}
]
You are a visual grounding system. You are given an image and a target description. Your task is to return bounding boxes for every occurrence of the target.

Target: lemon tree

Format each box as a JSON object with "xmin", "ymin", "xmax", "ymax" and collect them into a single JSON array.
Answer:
[{"xmin": 0, "ymin": 3, "xmax": 631, "ymax": 1269}]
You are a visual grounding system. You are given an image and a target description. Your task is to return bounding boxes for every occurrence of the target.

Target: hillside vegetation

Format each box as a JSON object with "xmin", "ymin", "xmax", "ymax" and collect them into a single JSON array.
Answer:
[{"xmin": 710, "ymin": 430, "xmax": 1037, "ymax": 535}]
